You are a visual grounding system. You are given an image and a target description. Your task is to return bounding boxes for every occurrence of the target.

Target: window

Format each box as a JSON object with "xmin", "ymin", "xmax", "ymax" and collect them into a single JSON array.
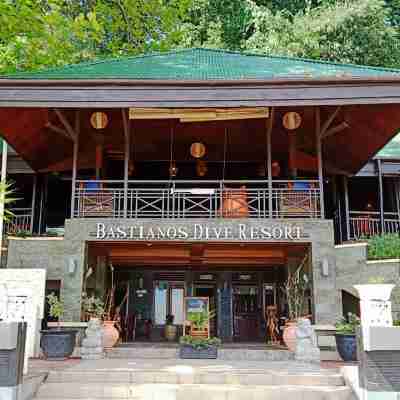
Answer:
[{"xmin": 154, "ymin": 281, "xmax": 184, "ymax": 325}]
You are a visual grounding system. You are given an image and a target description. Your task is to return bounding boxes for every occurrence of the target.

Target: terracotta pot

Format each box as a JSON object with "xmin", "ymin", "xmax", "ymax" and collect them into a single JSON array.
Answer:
[
  {"xmin": 283, "ymin": 321, "xmax": 298, "ymax": 352},
  {"xmin": 102, "ymin": 321, "xmax": 119, "ymax": 350},
  {"xmin": 165, "ymin": 324, "xmax": 177, "ymax": 341}
]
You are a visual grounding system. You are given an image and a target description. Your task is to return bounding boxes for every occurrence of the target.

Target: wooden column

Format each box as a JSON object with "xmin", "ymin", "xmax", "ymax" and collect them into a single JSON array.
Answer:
[
  {"xmin": 377, "ymin": 159, "xmax": 385, "ymax": 234},
  {"xmin": 70, "ymin": 110, "xmax": 80, "ymax": 218},
  {"xmin": 30, "ymin": 174, "xmax": 37, "ymax": 233},
  {"xmin": 267, "ymin": 108, "xmax": 274, "ymax": 218},
  {"xmin": 122, "ymin": 109, "xmax": 130, "ymax": 218},
  {"xmin": 343, "ymin": 175, "xmax": 350, "ymax": 241},
  {"xmin": 315, "ymin": 107, "xmax": 325, "ymax": 218}
]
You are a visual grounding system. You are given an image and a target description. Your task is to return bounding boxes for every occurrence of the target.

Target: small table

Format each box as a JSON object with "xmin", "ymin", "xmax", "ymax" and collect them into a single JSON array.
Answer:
[{"xmin": 312, "ymin": 324, "xmax": 337, "ymax": 348}]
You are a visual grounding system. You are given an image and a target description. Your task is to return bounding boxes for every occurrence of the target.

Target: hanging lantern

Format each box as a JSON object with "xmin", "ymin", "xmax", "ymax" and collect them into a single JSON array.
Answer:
[
  {"xmin": 196, "ymin": 160, "xmax": 208, "ymax": 177},
  {"xmin": 90, "ymin": 112, "xmax": 109, "ymax": 129},
  {"xmin": 190, "ymin": 142, "xmax": 206, "ymax": 159},
  {"xmin": 169, "ymin": 161, "xmax": 178, "ymax": 178},
  {"xmin": 282, "ymin": 112, "xmax": 302, "ymax": 130}
]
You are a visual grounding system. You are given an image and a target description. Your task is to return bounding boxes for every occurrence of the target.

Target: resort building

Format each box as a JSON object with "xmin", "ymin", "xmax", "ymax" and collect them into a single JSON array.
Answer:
[{"xmin": 1, "ymin": 48, "xmax": 400, "ymax": 342}]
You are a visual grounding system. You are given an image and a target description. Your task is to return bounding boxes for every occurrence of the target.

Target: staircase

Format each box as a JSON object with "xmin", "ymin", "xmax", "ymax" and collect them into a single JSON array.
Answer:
[{"xmin": 34, "ymin": 358, "xmax": 354, "ymax": 400}]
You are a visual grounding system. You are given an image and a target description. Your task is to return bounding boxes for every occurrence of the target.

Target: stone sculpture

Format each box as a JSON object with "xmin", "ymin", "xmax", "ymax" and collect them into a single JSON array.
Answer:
[
  {"xmin": 295, "ymin": 318, "xmax": 320, "ymax": 364},
  {"xmin": 81, "ymin": 318, "xmax": 104, "ymax": 360}
]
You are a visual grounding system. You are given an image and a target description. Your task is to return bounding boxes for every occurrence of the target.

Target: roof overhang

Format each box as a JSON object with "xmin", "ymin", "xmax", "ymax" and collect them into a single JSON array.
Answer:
[
  {"xmin": 1, "ymin": 77, "xmax": 400, "ymax": 107},
  {"xmin": 1, "ymin": 77, "xmax": 400, "ymax": 174}
]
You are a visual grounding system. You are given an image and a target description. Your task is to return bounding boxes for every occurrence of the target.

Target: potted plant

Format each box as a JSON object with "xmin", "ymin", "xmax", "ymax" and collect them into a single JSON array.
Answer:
[
  {"xmin": 164, "ymin": 314, "xmax": 177, "ymax": 341},
  {"xmin": 335, "ymin": 312, "xmax": 360, "ymax": 361},
  {"xmin": 282, "ymin": 259, "xmax": 310, "ymax": 351},
  {"xmin": 40, "ymin": 293, "xmax": 77, "ymax": 360},
  {"xmin": 179, "ymin": 336, "xmax": 221, "ymax": 359},
  {"xmin": 82, "ymin": 292, "xmax": 105, "ymax": 322}
]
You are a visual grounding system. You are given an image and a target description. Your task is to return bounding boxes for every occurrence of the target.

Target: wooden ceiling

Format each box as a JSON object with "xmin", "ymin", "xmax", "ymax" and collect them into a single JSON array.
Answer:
[
  {"xmin": 0, "ymin": 105, "xmax": 399, "ymax": 174},
  {"xmin": 88, "ymin": 241, "xmax": 309, "ymax": 267}
]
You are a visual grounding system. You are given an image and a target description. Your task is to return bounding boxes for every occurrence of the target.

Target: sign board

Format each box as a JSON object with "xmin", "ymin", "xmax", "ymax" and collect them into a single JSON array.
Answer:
[
  {"xmin": 185, "ymin": 297, "xmax": 209, "ymax": 315},
  {"xmin": 95, "ymin": 222, "xmax": 303, "ymax": 241}
]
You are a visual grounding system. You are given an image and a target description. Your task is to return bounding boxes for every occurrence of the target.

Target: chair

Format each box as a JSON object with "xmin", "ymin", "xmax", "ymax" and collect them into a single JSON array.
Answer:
[
  {"xmin": 79, "ymin": 181, "xmax": 114, "ymax": 217},
  {"xmin": 219, "ymin": 186, "xmax": 249, "ymax": 218},
  {"xmin": 279, "ymin": 181, "xmax": 319, "ymax": 217}
]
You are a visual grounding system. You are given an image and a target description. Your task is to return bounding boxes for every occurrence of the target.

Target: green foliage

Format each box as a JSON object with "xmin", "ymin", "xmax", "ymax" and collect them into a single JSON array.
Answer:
[
  {"xmin": 367, "ymin": 234, "xmax": 400, "ymax": 260},
  {"xmin": 335, "ymin": 312, "xmax": 360, "ymax": 335},
  {"xmin": 0, "ymin": 181, "xmax": 17, "ymax": 222},
  {"xmin": 81, "ymin": 292, "xmax": 105, "ymax": 319},
  {"xmin": 47, "ymin": 292, "xmax": 64, "ymax": 320},
  {"xmin": 187, "ymin": 310, "xmax": 216, "ymax": 330},
  {"xmin": 179, "ymin": 335, "xmax": 221, "ymax": 349},
  {"xmin": 393, "ymin": 319, "xmax": 400, "ymax": 326},
  {"xmin": 367, "ymin": 276, "xmax": 386, "ymax": 284}
]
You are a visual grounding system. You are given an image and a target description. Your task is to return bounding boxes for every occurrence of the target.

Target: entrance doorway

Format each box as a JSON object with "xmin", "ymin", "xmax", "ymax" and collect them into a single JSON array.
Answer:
[{"xmin": 86, "ymin": 241, "xmax": 312, "ymax": 345}]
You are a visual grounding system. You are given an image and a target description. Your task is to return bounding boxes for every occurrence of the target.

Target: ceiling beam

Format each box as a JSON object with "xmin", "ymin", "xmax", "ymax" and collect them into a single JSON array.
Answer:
[
  {"xmin": 320, "ymin": 106, "xmax": 341, "ymax": 138},
  {"xmin": 322, "ymin": 121, "xmax": 349, "ymax": 139},
  {"xmin": 54, "ymin": 109, "xmax": 77, "ymax": 142},
  {"xmin": 45, "ymin": 122, "xmax": 72, "ymax": 141}
]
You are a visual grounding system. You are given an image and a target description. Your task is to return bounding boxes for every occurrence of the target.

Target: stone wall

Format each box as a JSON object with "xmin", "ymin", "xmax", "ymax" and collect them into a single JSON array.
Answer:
[
  {"xmin": 335, "ymin": 243, "xmax": 400, "ymax": 320},
  {"xmin": 7, "ymin": 218, "xmax": 340, "ymax": 324},
  {"xmin": 6, "ymin": 236, "xmax": 85, "ymax": 321}
]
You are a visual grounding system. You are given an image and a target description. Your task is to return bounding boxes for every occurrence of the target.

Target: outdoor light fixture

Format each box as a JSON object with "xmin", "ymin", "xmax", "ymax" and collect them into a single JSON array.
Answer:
[
  {"xmin": 321, "ymin": 258, "xmax": 329, "ymax": 277},
  {"xmin": 190, "ymin": 142, "xmax": 206, "ymax": 158},
  {"xmin": 169, "ymin": 124, "xmax": 178, "ymax": 177},
  {"xmin": 282, "ymin": 112, "xmax": 302, "ymax": 130},
  {"xmin": 66, "ymin": 257, "xmax": 78, "ymax": 275},
  {"xmin": 90, "ymin": 111, "xmax": 109, "ymax": 129}
]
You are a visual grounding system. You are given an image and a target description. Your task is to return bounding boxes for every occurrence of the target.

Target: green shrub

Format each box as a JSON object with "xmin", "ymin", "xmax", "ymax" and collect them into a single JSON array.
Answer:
[
  {"xmin": 367, "ymin": 234, "xmax": 400, "ymax": 260},
  {"xmin": 335, "ymin": 313, "xmax": 360, "ymax": 335},
  {"xmin": 179, "ymin": 336, "xmax": 221, "ymax": 349}
]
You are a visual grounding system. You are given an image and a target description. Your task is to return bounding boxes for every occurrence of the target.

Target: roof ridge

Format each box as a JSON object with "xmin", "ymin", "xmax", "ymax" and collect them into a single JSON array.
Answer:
[{"xmin": 192, "ymin": 47, "xmax": 400, "ymax": 74}]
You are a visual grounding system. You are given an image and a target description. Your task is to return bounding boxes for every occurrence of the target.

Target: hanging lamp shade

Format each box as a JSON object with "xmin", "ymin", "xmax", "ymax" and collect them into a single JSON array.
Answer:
[
  {"xmin": 190, "ymin": 142, "xmax": 206, "ymax": 158},
  {"xmin": 90, "ymin": 112, "xmax": 109, "ymax": 129},
  {"xmin": 169, "ymin": 161, "xmax": 178, "ymax": 177},
  {"xmin": 282, "ymin": 112, "xmax": 302, "ymax": 130}
]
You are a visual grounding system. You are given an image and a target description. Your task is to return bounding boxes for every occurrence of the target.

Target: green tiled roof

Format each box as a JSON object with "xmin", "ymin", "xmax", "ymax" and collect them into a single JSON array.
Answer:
[
  {"xmin": 2, "ymin": 48, "xmax": 400, "ymax": 80},
  {"xmin": 376, "ymin": 133, "xmax": 400, "ymax": 159}
]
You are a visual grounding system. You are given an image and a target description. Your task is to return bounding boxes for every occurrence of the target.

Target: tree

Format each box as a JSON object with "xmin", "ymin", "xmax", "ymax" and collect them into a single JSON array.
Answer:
[
  {"xmin": 0, "ymin": 0, "xmax": 190, "ymax": 73},
  {"xmin": 245, "ymin": 0, "xmax": 400, "ymax": 68}
]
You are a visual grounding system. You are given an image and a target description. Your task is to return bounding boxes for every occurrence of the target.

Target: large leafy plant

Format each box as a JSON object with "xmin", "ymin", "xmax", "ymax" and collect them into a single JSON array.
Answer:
[
  {"xmin": 187, "ymin": 310, "xmax": 216, "ymax": 330},
  {"xmin": 47, "ymin": 292, "xmax": 64, "ymax": 328},
  {"xmin": 81, "ymin": 292, "xmax": 105, "ymax": 320}
]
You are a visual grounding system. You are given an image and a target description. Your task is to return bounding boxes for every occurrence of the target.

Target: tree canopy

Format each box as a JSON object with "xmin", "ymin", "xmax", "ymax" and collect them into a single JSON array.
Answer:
[{"xmin": 0, "ymin": 0, "xmax": 399, "ymax": 73}]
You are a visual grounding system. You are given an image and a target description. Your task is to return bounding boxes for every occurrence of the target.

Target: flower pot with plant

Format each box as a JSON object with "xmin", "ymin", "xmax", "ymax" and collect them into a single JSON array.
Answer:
[
  {"xmin": 82, "ymin": 292, "xmax": 105, "ymax": 322},
  {"xmin": 164, "ymin": 314, "xmax": 177, "ymax": 341},
  {"xmin": 335, "ymin": 313, "xmax": 360, "ymax": 361},
  {"xmin": 40, "ymin": 293, "xmax": 77, "ymax": 360},
  {"xmin": 179, "ymin": 336, "xmax": 221, "ymax": 359},
  {"xmin": 282, "ymin": 257, "xmax": 310, "ymax": 352}
]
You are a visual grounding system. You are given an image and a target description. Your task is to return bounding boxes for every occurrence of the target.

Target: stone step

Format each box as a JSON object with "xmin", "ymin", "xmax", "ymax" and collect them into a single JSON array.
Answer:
[
  {"xmin": 35, "ymin": 383, "xmax": 353, "ymax": 400},
  {"xmin": 107, "ymin": 347, "xmax": 293, "ymax": 361},
  {"xmin": 45, "ymin": 369, "xmax": 344, "ymax": 386}
]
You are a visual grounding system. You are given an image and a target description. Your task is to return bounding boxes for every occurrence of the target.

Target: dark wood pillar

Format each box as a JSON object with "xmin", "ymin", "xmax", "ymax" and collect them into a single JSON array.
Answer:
[
  {"xmin": 343, "ymin": 175, "xmax": 350, "ymax": 241},
  {"xmin": 377, "ymin": 159, "xmax": 385, "ymax": 234},
  {"xmin": 218, "ymin": 271, "xmax": 233, "ymax": 342}
]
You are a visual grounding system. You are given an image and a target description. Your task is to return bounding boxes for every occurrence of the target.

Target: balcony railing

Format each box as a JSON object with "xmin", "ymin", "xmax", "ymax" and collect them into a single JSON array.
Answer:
[
  {"xmin": 73, "ymin": 180, "xmax": 321, "ymax": 219},
  {"xmin": 349, "ymin": 211, "xmax": 400, "ymax": 239},
  {"xmin": 4, "ymin": 208, "xmax": 33, "ymax": 235}
]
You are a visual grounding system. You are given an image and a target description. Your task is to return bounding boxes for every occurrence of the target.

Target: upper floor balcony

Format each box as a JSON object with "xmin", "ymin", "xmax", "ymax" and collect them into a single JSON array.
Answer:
[{"xmin": 72, "ymin": 179, "xmax": 322, "ymax": 219}]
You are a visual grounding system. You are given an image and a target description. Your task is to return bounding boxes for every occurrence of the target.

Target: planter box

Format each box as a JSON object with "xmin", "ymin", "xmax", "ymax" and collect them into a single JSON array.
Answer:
[
  {"xmin": 179, "ymin": 344, "xmax": 218, "ymax": 359},
  {"xmin": 40, "ymin": 330, "xmax": 77, "ymax": 360}
]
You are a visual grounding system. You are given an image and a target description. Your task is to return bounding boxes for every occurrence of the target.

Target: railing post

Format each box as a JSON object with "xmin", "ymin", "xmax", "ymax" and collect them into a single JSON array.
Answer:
[
  {"xmin": 70, "ymin": 111, "xmax": 80, "ymax": 218},
  {"xmin": 122, "ymin": 109, "xmax": 130, "ymax": 219},
  {"xmin": 315, "ymin": 107, "xmax": 325, "ymax": 218},
  {"xmin": 266, "ymin": 108, "xmax": 274, "ymax": 218},
  {"xmin": 30, "ymin": 174, "xmax": 37, "ymax": 234},
  {"xmin": 377, "ymin": 159, "xmax": 385, "ymax": 234},
  {"xmin": 343, "ymin": 175, "xmax": 350, "ymax": 241}
]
